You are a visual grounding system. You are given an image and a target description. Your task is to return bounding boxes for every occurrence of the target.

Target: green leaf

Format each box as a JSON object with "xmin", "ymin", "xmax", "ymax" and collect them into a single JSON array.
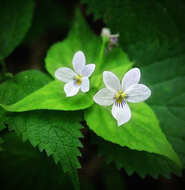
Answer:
[
  {"xmin": 6, "ymin": 111, "xmax": 83, "ymax": 189},
  {"xmin": 85, "ymin": 103, "xmax": 182, "ymax": 168},
  {"xmin": 0, "ymin": 132, "xmax": 73, "ymax": 189},
  {"xmin": 0, "ymin": 70, "xmax": 52, "ymax": 105},
  {"xmin": 0, "ymin": 65, "xmax": 93, "ymax": 112},
  {"xmin": 94, "ymin": 136, "xmax": 181, "ymax": 178},
  {"xmin": 1, "ymin": 80, "xmax": 94, "ymax": 112},
  {"xmin": 0, "ymin": 0, "xmax": 34, "ymax": 59}
]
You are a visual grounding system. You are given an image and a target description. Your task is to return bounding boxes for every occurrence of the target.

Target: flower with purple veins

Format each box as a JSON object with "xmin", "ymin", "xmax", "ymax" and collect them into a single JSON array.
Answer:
[{"xmin": 93, "ymin": 68, "xmax": 151, "ymax": 126}]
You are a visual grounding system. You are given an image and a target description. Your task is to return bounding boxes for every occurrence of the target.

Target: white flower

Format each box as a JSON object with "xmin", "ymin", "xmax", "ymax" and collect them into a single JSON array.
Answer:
[
  {"xmin": 101, "ymin": 27, "xmax": 119, "ymax": 48},
  {"xmin": 101, "ymin": 28, "xmax": 112, "ymax": 38},
  {"xmin": 101, "ymin": 28, "xmax": 119, "ymax": 40},
  {"xmin": 93, "ymin": 68, "xmax": 151, "ymax": 126},
  {"xmin": 55, "ymin": 51, "xmax": 95, "ymax": 97}
]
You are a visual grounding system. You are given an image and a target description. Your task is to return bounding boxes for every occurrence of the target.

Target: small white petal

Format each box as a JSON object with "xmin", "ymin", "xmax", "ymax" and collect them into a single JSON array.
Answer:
[
  {"xmin": 93, "ymin": 88, "xmax": 114, "ymax": 106},
  {"xmin": 101, "ymin": 28, "xmax": 111, "ymax": 38},
  {"xmin": 72, "ymin": 51, "xmax": 86, "ymax": 74},
  {"xmin": 125, "ymin": 84, "xmax": 151, "ymax": 103},
  {"xmin": 110, "ymin": 33, "xmax": 120, "ymax": 38},
  {"xmin": 81, "ymin": 64, "xmax": 95, "ymax": 77},
  {"xmin": 55, "ymin": 67, "xmax": 76, "ymax": 82},
  {"xmin": 122, "ymin": 68, "xmax": 140, "ymax": 90},
  {"xmin": 64, "ymin": 81, "xmax": 80, "ymax": 97},
  {"xmin": 112, "ymin": 102, "xmax": 131, "ymax": 126},
  {"xmin": 103, "ymin": 71, "xmax": 121, "ymax": 92},
  {"xmin": 81, "ymin": 77, "xmax": 90, "ymax": 93}
]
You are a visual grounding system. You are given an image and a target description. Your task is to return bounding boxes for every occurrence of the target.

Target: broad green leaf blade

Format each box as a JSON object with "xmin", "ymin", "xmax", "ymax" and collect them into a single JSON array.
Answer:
[
  {"xmin": 94, "ymin": 136, "xmax": 181, "ymax": 178},
  {"xmin": 85, "ymin": 103, "xmax": 182, "ymax": 168},
  {"xmin": 6, "ymin": 111, "xmax": 83, "ymax": 190},
  {"xmin": 0, "ymin": 0, "xmax": 34, "ymax": 59},
  {"xmin": 1, "ymin": 80, "xmax": 94, "ymax": 112},
  {"xmin": 0, "ymin": 132, "xmax": 73, "ymax": 189},
  {"xmin": 0, "ymin": 69, "xmax": 93, "ymax": 112}
]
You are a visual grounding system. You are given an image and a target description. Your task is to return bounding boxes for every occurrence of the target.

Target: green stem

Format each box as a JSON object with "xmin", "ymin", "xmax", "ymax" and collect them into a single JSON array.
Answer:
[
  {"xmin": 93, "ymin": 38, "xmax": 107, "ymax": 89},
  {"xmin": 98, "ymin": 38, "xmax": 107, "ymax": 68}
]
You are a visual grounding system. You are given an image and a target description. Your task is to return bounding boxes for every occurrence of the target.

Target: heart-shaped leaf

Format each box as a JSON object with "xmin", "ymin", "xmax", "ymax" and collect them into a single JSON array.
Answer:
[{"xmin": 85, "ymin": 103, "xmax": 182, "ymax": 168}]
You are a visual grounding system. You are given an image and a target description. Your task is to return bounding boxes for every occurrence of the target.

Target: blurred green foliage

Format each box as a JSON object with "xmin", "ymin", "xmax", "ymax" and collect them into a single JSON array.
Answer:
[{"xmin": 0, "ymin": 0, "xmax": 34, "ymax": 59}]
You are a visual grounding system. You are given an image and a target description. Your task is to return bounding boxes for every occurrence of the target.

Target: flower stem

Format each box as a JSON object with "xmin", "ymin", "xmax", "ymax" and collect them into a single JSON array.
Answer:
[
  {"xmin": 93, "ymin": 38, "xmax": 107, "ymax": 89},
  {"xmin": 98, "ymin": 38, "xmax": 107, "ymax": 68}
]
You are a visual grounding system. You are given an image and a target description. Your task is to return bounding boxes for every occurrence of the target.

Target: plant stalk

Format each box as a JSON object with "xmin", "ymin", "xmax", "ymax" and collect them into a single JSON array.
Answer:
[{"xmin": 93, "ymin": 38, "xmax": 108, "ymax": 89}]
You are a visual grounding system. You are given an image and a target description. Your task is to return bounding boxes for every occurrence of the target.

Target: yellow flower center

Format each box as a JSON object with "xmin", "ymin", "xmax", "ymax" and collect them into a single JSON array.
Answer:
[
  {"xmin": 74, "ymin": 74, "xmax": 82, "ymax": 85},
  {"xmin": 115, "ymin": 90, "xmax": 127, "ymax": 104}
]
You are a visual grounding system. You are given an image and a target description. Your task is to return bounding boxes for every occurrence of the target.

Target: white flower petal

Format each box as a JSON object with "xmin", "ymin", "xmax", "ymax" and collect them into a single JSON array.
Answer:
[
  {"xmin": 55, "ymin": 67, "xmax": 76, "ymax": 82},
  {"xmin": 112, "ymin": 102, "xmax": 131, "ymax": 126},
  {"xmin": 103, "ymin": 71, "xmax": 121, "ymax": 92},
  {"xmin": 81, "ymin": 77, "xmax": 90, "ymax": 93},
  {"xmin": 72, "ymin": 51, "xmax": 86, "ymax": 74},
  {"xmin": 93, "ymin": 88, "xmax": 114, "ymax": 106},
  {"xmin": 64, "ymin": 81, "xmax": 80, "ymax": 97},
  {"xmin": 125, "ymin": 84, "xmax": 151, "ymax": 103},
  {"xmin": 81, "ymin": 64, "xmax": 95, "ymax": 77},
  {"xmin": 122, "ymin": 68, "xmax": 140, "ymax": 90},
  {"xmin": 101, "ymin": 28, "xmax": 111, "ymax": 38},
  {"xmin": 110, "ymin": 34, "xmax": 120, "ymax": 38}
]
